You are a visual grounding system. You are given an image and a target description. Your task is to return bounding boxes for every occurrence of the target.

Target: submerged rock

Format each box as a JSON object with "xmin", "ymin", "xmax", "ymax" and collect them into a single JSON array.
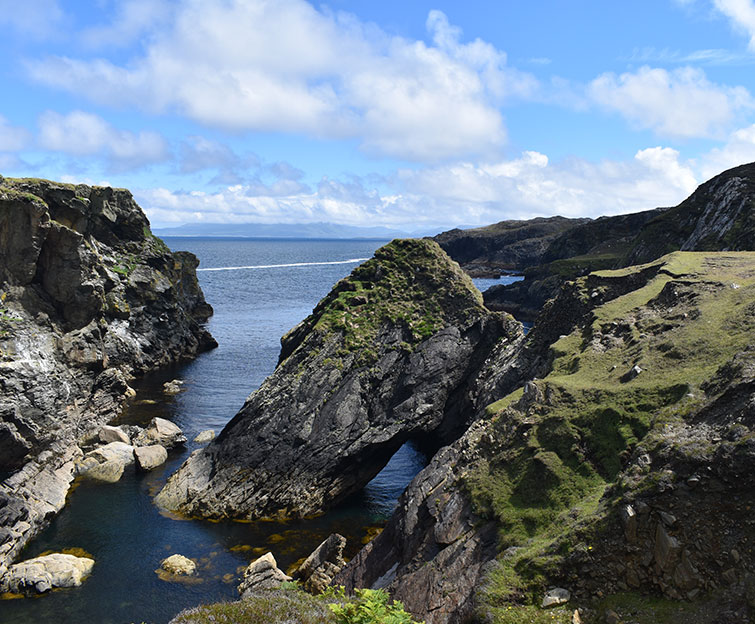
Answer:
[
  {"xmin": 193, "ymin": 429, "xmax": 215, "ymax": 443},
  {"xmin": 238, "ymin": 552, "xmax": 291, "ymax": 596},
  {"xmin": 157, "ymin": 239, "xmax": 522, "ymax": 520},
  {"xmin": 6, "ymin": 553, "xmax": 94, "ymax": 594}
]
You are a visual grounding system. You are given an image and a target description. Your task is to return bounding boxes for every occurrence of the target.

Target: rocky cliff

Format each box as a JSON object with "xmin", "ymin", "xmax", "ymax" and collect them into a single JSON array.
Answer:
[
  {"xmin": 337, "ymin": 251, "xmax": 755, "ymax": 623},
  {"xmin": 479, "ymin": 162, "xmax": 755, "ymax": 322},
  {"xmin": 0, "ymin": 176, "xmax": 215, "ymax": 584},
  {"xmin": 156, "ymin": 239, "xmax": 522, "ymax": 520},
  {"xmin": 626, "ymin": 162, "xmax": 755, "ymax": 265},
  {"xmin": 433, "ymin": 216, "xmax": 589, "ymax": 277}
]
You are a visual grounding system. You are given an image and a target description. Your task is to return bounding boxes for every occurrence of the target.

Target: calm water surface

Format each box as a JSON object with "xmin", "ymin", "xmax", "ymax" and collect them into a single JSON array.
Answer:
[{"xmin": 1, "ymin": 238, "xmax": 520, "ymax": 624}]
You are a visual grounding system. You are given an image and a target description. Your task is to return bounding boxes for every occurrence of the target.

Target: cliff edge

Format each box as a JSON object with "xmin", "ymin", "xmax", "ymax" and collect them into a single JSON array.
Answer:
[{"xmin": 0, "ymin": 176, "xmax": 215, "ymax": 584}]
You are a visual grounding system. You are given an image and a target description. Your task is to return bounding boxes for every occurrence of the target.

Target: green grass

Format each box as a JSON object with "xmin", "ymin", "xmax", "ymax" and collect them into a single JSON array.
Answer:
[
  {"xmin": 282, "ymin": 238, "xmax": 489, "ymax": 367},
  {"xmin": 170, "ymin": 585, "xmax": 423, "ymax": 624},
  {"xmin": 468, "ymin": 251, "xmax": 755, "ymax": 614}
]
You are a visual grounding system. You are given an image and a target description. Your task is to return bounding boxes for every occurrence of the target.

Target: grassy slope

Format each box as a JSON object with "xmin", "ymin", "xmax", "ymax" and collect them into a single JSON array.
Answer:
[{"xmin": 465, "ymin": 252, "xmax": 755, "ymax": 620}]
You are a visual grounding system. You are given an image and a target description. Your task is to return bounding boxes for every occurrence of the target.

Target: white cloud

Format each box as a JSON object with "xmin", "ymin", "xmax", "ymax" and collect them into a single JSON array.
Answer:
[
  {"xmin": 135, "ymin": 147, "xmax": 702, "ymax": 230},
  {"xmin": 0, "ymin": 0, "xmax": 65, "ymax": 39},
  {"xmin": 80, "ymin": 0, "xmax": 173, "ymax": 49},
  {"xmin": 713, "ymin": 0, "xmax": 755, "ymax": 50},
  {"xmin": 699, "ymin": 123, "xmax": 755, "ymax": 178},
  {"xmin": 589, "ymin": 66, "xmax": 753, "ymax": 138},
  {"xmin": 37, "ymin": 110, "xmax": 169, "ymax": 170},
  {"xmin": 27, "ymin": 1, "xmax": 536, "ymax": 161},
  {"xmin": 0, "ymin": 116, "xmax": 30, "ymax": 152}
]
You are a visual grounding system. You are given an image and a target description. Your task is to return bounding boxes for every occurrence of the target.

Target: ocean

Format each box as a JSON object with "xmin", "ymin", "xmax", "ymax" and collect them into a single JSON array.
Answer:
[{"xmin": 1, "ymin": 238, "xmax": 522, "ymax": 624}]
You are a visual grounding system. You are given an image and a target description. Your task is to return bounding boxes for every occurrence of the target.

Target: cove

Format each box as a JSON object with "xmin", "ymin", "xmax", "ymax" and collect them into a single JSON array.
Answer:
[{"xmin": 0, "ymin": 238, "xmax": 519, "ymax": 624}]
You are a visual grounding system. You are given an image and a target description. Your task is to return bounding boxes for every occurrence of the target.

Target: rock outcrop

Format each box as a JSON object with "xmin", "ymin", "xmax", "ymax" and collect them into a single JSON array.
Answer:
[
  {"xmin": 292, "ymin": 533, "xmax": 347, "ymax": 594},
  {"xmin": 433, "ymin": 216, "xmax": 589, "ymax": 276},
  {"xmin": 0, "ymin": 176, "xmax": 215, "ymax": 587},
  {"xmin": 238, "ymin": 552, "xmax": 292, "ymax": 596},
  {"xmin": 626, "ymin": 162, "xmax": 755, "ymax": 265},
  {"xmin": 6, "ymin": 552, "xmax": 95, "ymax": 595},
  {"xmin": 157, "ymin": 239, "xmax": 522, "ymax": 520},
  {"xmin": 338, "ymin": 251, "xmax": 755, "ymax": 623}
]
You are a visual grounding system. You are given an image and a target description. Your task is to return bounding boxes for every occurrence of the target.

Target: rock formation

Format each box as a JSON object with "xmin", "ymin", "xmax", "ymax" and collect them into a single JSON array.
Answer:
[
  {"xmin": 156, "ymin": 239, "xmax": 522, "ymax": 519},
  {"xmin": 0, "ymin": 176, "xmax": 215, "ymax": 587},
  {"xmin": 433, "ymin": 216, "xmax": 589, "ymax": 277},
  {"xmin": 337, "ymin": 251, "xmax": 755, "ymax": 623}
]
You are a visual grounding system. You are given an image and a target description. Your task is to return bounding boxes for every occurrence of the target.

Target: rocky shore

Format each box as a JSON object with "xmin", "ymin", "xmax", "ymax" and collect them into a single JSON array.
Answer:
[{"xmin": 0, "ymin": 177, "xmax": 215, "ymax": 589}]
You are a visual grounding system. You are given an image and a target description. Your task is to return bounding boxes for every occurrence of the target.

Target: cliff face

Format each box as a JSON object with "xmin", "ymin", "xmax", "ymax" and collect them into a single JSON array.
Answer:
[
  {"xmin": 156, "ymin": 239, "xmax": 522, "ymax": 520},
  {"xmin": 626, "ymin": 162, "xmax": 755, "ymax": 265},
  {"xmin": 433, "ymin": 216, "xmax": 589, "ymax": 276},
  {"xmin": 338, "ymin": 251, "xmax": 755, "ymax": 623},
  {"xmin": 0, "ymin": 177, "xmax": 215, "ymax": 582}
]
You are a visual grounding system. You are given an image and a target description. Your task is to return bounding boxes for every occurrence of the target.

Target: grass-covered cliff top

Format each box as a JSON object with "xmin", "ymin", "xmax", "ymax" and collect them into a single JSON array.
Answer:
[
  {"xmin": 466, "ymin": 251, "xmax": 755, "ymax": 616},
  {"xmin": 280, "ymin": 238, "xmax": 494, "ymax": 364}
]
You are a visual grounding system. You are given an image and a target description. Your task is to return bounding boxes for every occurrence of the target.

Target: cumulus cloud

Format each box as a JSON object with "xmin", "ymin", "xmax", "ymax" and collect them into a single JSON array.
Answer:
[
  {"xmin": 699, "ymin": 123, "xmax": 755, "ymax": 178},
  {"xmin": 37, "ymin": 110, "xmax": 169, "ymax": 170},
  {"xmin": 135, "ymin": 147, "xmax": 702, "ymax": 230},
  {"xmin": 713, "ymin": 0, "xmax": 755, "ymax": 50},
  {"xmin": 27, "ymin": 1, "xmax": 536, "ymax": 161},
  {"xmin": 588, "ymin": 65, "xmax": 753, "ymax": 138}
]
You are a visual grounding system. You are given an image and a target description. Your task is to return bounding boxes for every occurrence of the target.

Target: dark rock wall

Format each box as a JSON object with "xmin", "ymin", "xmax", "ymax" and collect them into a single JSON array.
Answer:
[{"xmin": 0, "ymin": 177, "xmax": 215, "ymax": 584}]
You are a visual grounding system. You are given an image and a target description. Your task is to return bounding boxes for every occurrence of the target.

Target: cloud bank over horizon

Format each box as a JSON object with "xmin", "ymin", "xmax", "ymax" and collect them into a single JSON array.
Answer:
[{"xmin": 2, "ymin": 0, "xmax": 755, "ymax": 228}]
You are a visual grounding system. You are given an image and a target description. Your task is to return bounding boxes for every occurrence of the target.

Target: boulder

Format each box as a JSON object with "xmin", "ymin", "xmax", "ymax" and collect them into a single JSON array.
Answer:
[
  {"xmin": 163, "ymin": 380, "xmax": 185, "ymax": 395},
  {"xmin": 97, "ymin": 424, "xmax": 130, "ymax": 445},
  {"xmin": 6, "ymin": 553, "xmax": 94, "ymax": 594},
  {"xmin": 134, "ymin": 445, "xmax": 168, "ymax": 471},
  {"xmin": 78, "ymin": 441, "xmax": 135, "ymax": 483},
  {"xmin": 135, "ymin": 417, "xmax": 186, "ymax": 449},
  {"xmin": 160, "ymin": 554, "xmax": 196, "ymax": 576},
  {"xmin": 542, "ymin": 587, "xmax": 570, "ymax": 608},
  {"xmin": 193, "ymin": 429, "xmax": 215, "ymax": 443},
  {"xmin": 292, "ymin": 533, "xmax": 346, "ymax": 594},
  {"xmin": 238, "ymin": 552, "xmax": 291, "ymax": 596}
]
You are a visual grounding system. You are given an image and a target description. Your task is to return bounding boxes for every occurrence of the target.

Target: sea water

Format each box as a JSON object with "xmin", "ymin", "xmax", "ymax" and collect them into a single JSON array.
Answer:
[{"xmin": 1, "ymin": 238, "xmax": 521, "ymax": 624}]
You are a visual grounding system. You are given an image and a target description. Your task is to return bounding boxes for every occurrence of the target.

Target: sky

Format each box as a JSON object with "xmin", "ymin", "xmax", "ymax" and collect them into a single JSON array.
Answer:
[{"xmin": 3, "ymin": 0, "xmax": 755, "ymax": 231}]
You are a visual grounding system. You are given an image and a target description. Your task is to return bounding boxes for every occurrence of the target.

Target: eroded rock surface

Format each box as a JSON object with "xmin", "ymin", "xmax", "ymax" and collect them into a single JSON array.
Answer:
[
  {"xmin": 338, "ymin": 251, "xmax": 755, "ymax": 623},
  {"xmin": 6, "ymin": 552, "xmax": 94, "ymax": 594},
  {"xmin": 238, "ymin": 552, "xmax": 291, "ymax": 596},
  {"xmin": 0, "ymin": 176, "xmax": 215, "ymax": 587},
  {"xmin": 157, "ymin": 239, "xmax": 522, "ymax": 520}
]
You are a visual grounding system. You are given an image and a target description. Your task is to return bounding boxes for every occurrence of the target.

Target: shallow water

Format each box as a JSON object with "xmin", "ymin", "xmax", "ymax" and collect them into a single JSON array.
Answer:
[{"xmin": 1, "ymin": 238, "xmax": 521, "ymax": 624}]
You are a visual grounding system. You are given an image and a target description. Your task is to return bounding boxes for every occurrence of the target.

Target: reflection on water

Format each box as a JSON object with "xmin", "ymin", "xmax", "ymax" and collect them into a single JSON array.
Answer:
[{"xmin": 1, "ymin": 239, "xmax": 428, "ymax": 624}]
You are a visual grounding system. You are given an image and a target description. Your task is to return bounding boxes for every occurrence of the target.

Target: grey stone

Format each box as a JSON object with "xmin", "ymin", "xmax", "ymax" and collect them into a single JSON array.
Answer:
[
  {"xmin": 135, "ymin": 417, "xmax": 186, "ymax": 449},
  {"xmin": 134, "ymin": 445, "xmax": 168, "ymax": 471},
  {"xmin": 6, "ymin": 553, "xmax": 94, "ymax": 594},
  {"xmin": 293, "ymin": 533, "xmax": 346, "ymax": 594},
  {"xmin": 97, "ymin": 425, "xmax": 130, "ymax": 445},
  {"xmin": 654, "ymin": 523, "xmax": 681, "ymax": 572},
  {"xmin": 542, "ymin": 587, "xmax": 571, "ymax": 608},
  {"xmin": 193, "ymin": 429, "xmax": 215, "ymax": 443},
  {"xmin": 159, "ymin": 554, "xmax": 196, "ymax": 576},
  {"xmin": 238, "ymin": 552, "xmax": 291, "ymax": 596}
]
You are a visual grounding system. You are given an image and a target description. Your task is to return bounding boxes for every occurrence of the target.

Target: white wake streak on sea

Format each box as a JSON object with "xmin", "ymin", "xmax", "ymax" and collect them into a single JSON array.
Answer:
[{"xmin": 197, "ymin": 258, "xmax": 370, "ymax": 272}]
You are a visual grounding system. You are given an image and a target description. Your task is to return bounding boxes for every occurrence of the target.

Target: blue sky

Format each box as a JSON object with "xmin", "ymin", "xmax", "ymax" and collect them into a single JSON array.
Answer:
[{"xmin": 2, "ymin": 0, "xmax": 755, "ymax": 230}]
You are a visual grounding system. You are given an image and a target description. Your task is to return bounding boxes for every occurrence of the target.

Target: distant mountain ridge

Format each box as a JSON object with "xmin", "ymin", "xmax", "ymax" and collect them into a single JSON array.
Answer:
[{"xmin": 154, "ymin": 221, "xmax": 438, "ymax": 239}]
